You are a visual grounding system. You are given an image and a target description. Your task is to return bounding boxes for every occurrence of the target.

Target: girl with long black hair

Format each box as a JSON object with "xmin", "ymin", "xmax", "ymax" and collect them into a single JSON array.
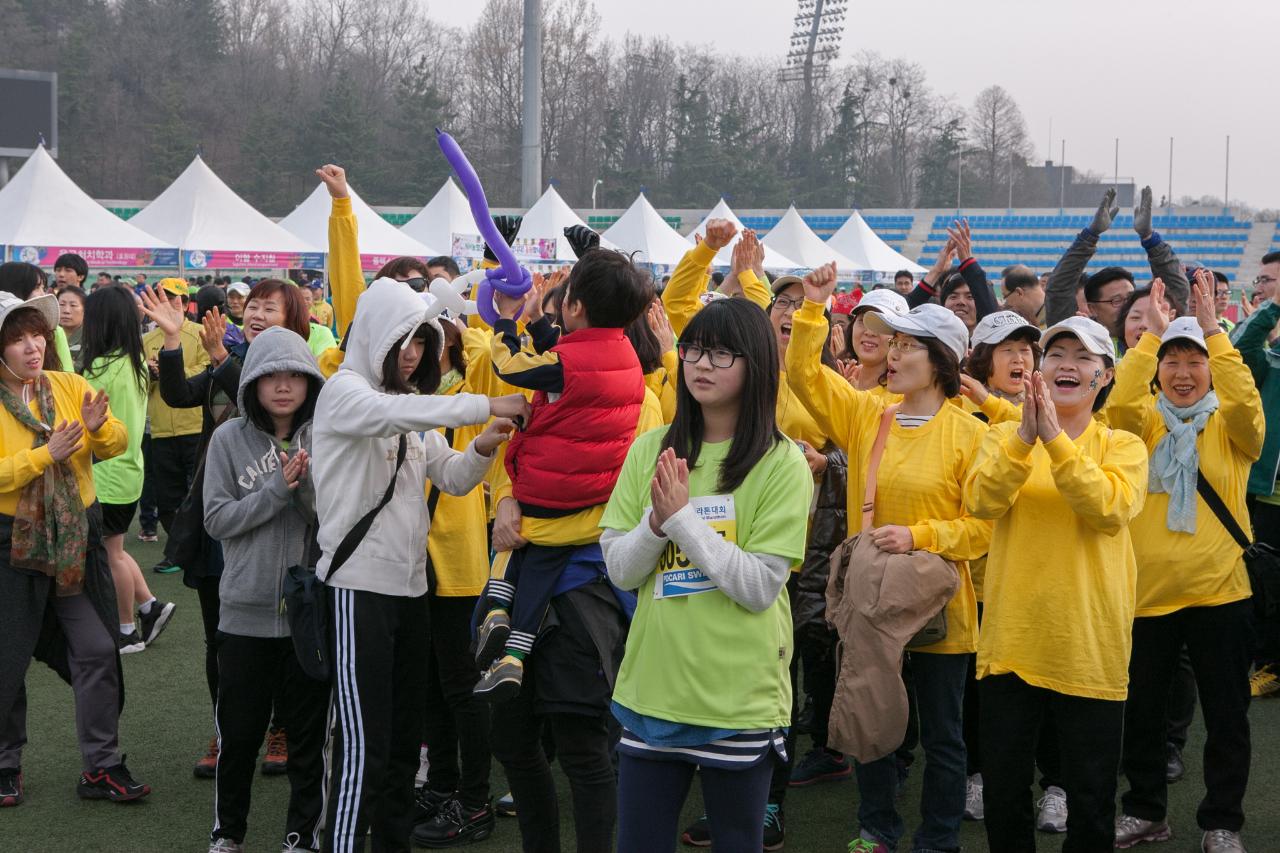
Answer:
[{"xmin": 600, "ymin": 298, "xmax": 814, "ymax": 853}]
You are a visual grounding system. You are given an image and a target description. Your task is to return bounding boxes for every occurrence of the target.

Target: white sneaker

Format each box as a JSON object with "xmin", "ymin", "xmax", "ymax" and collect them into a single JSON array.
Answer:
[
  {"xmin": 964, "ymin": 773, "xmax": 984, "ymax": 821},
  {"xmin": 1035, "ymin": 785, "xmax": 1068, "ymax": 833},
  {"xmin": 209, "ymin": 838, "xmax": 244, "ymax": 853},
  {"xmin": 1202, "ymin": 829, "xmax": 1246, "ymax": 852},
  {"xmin": 414, "ymin": 743, "xmax": 430, "ymax": 787}
]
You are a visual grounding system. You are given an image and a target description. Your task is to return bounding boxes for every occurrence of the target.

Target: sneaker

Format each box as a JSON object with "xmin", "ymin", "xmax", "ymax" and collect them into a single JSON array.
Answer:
[
  {"xmin": 0, "ymin": 767, "xmax": 22, "ymax": 807},
  {"xmin": 414, "ymin": 786, "xmax": 452, "ymax": 826},
  {"xmin": 410, "ymin": 797, "xmax": 495, "ymax": 848},
  {"xmin": 261, "ymin": 727, "xmax": 288, "ymax": 776},
  {"xmin": 1035, "ymin": 785, "xmax": 1068, "ymax": 833},
  {"xmin": 1249, "ymin": 665, "xmax": 1278, "ymax": 698},
  {"xmin": 763, "ymin": 803, "xmax": 785, "ymax": 851},
  {"xmin": 1114, "ymin": 813, "xmax": 1173, "ymax": 848},
  {"xmin": 847, "ymin": 835, "xmax": 890, "ymax": 852},
  {"xmin": 138, "ymin": 600, "xmax": 176, "ymax": 646},
  {"xmin": 151, "ymin": 559, "xmax": 181, "ymax": 575},
  {"xmin": 77, "ymin": 756, "xmax": 151, "ymax": 802},
  {"xmin": 1201, "ymin": 829, "xmax": 1246, "ymax": 852},
  {"xmin": 473, "ymin": 655, "xmax": 522, "ymax": 703},
  {"xmin": 680, "ymin": 814, "xmax": 711, "ymax": 847},
  {"xmin": 474, "ymin": 610, "xmax": 511, "ymax": 669},
  {"xmin": 789, "ymin": 747, "xmax": 852, "ymax": 787},
  {"xmin": 415, "ymin": 743, "xmax": 431, "ymax": 787},
  {"xmin": 137, "ymin": 530, "xmax": 158, "ymax": 543},
  {"xmin": 209, "ymin": 839, "xmax": 245, "ymax": 852},
  {"xmin": 495, "ymin": 791, "xmax": 516, "ymax": 817},
  {"xmin": 118, "ymin": 628, "xmax": 145, "ymax": 655},
  {"xmin": 964, "ymin": 772, "xmax": 984, "ymax": 821},
  {"xmin": 194, "ymin": 737, "xmax": 219, "ymax": 779},
  {"xmin": 1166, "ymin": 743, "xmax": 1185, "ymax": 784}
]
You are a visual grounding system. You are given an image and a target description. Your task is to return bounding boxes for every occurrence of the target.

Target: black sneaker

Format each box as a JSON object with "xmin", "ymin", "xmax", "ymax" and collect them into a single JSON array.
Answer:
[
  {"xmin": 1166, "ymin": 743, "xmax": 1185, "ymax": 784},
  {"xmin": 413, "ymin": 786, "xmax": 452, "ymax": 826},
  {"xmin": 138, "ymin": 600, "xmax": 176, "ymax": 646},
  {"xmin": 680, "ymin": 813, "xmax": 711, "ymax": 847},
  {"xmin": 151, "ymin": 559, "xmax": 180, "ymax": 575},
  {"xmin": 0, "ymin": 767, "xmax": 22, "ymax": 807},
  {"xmin": 789, "ymin": 747, "xmax": 852, "ymax": 787},
  {"xmin": 77, "ymin": 756, "xmax": 151, "ymax": 802},
  {"xmin": 474, "ymin": 610, "xmax": 511, "ymax": 669},
  {"xmin": 119, "ymin": 628, "xmax": 145, "ymax": 655},
  {"xmin": 763, "ymin": 803, "xmax": 785, "ymax": 851},
  {"xmin": 411, "ymin": 797, "xmax": 495, "ymax": 848}
]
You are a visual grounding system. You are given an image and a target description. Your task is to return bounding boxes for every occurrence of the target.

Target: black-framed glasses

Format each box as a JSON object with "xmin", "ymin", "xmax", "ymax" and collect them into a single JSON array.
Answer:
[
  {"xmin": 1254, "ymin": 275, "xmax": 1277, "ymax": 287},
  {"xmin": 677, "ymin": 343, "xmax": 743, "ymax": 368},
  {"xmin": 1088, "ymin": 295, "xmax": 1129, "ymax": 308},
  {"xmin": 772, "ymin": 295, "xmax": 804, "ymax": 312}
]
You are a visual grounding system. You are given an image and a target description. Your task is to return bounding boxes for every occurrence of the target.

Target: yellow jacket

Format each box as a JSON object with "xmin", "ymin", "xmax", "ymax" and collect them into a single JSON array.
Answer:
[
  {"xmin": 661, "ymin": 242, "xmax": 770, "ymax": 336},
  {"xmin": 0, "ymin": 372, "xmax": 128, "ymax": 513},
  {"xmin": 328, "ymin": 196, "xmax": 365, "ymax": 339},
  {"xmin": 1107, "ymin": 331, "xmax": 1264, "ymax": 616},
  {"xmin": 143, "ymin": 322, "xmax": 209, "ymax": 438},
  {"xmin": 645, "ymin": 349, "xmax": 678, "ymax": 424},
  {"xmin": 965, "ymin": 420, "xmax": 1148, "ymax": 700},
  {"xmin": 787, "ymin": 298, "xmax": 991, "ymax": 654}
]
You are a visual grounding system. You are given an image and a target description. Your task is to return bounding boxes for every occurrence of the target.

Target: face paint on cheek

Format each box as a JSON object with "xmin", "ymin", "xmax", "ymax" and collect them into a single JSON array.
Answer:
[{"xmin": 1089, "ymin": 368, "xmax": 1101, "ymax": 391}]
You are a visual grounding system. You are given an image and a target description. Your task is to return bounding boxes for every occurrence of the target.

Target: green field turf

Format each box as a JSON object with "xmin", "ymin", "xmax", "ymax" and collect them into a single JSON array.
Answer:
[{"xmin": 5, "ymin": 532, "xmax": 1279, "ymax": 851}]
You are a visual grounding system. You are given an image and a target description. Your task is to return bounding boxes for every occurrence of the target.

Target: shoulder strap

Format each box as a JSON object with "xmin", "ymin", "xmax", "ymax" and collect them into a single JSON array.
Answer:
[
  {"xmin": 860, "ymin": 404, "xmax": 899, "ymax": 533},
  {"xmin": 327, "ymin": 433, "xmax": 408, "ymax": 581},
  {"xmin": 1195, "ymin": 469, "xmax": 1252, "ymax": 551}
]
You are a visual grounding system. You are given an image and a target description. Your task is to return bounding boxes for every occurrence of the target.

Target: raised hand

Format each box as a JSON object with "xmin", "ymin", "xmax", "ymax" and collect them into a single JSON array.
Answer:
[
  {"xmin": 838, "ymin": 358, "xmax": 861, "ymax": 386},
  {"xmin": 1033, "ymin": 372, "xmax": 1062, "ymax": 442},
  {"xmin": 1133, "ymin": 185, "xmax": 1153, "ymax": 239},
  {"xmin": 947, "ymin": 219, "xmax": 973, "ymax": 261},
  {"xmin": 522, "ymin": 273, "xmax": 546, "ymax": 324},
  {"xmin": 137, "ymin": 284, "xmax": 186, "ymax": 344},
  {"xmin": 703, "ymin": 219, "xmax": 738, "ymax": 252},
  {"xmin": 316, "ymin": 164, "xmax": 349, "ymax": 199},
  {"xmin": 959, "ymin": 373, "xmax": 989, "ymax": 405},
  {"xmin": 80, "ymin": 390, "xmax": 110, "ymax": 433},
  {"xmin": 200, "ymin": 306, "xmax": 230, "ymax": 364},
  {"xmin": 1191, "ymin": 269, "xmax": 1220, "ymax": 336},
  {"xmin": 647, "ymin": 301, "xmax": 675, "ymax": 352},
  {"xmin": 1146, "ymin": 277, "xmax": 1171, "ymax": 338},
  {"xmin": 475, "ymin": 417, "xmax": 517, "ymax": 457},
  {"xmin": 1089, "ymin": 187, "xmax": 1120, "ymax": 235},
  {"xmin": 46, "ymin": 420, "xmax": 85, "ymax": 462},
  {"xmin": 740, "ymin": 228, "xmax": 765, "ymax": 277},
  {"xmin": 801, "ymin": 261, "xmax": 838, "ymax": 305},
  {"xmin": 926, "ymin": 237, "xmax": 956, "ymax": 286},
  {"xmin": 1017, "ymin": 377, "xmax": 1038, "ymax": 445},
  {"xmin": 493, "ymin": 289, "xmax": 524, "ymax": 321}
]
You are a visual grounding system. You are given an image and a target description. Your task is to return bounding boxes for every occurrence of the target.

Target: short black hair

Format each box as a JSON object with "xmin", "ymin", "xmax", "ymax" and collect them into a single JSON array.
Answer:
[
  {"xmin": 1084, "ymin": 267, "xmax": 1135, "ymax": 303},
  {"xmin": 1261, "ymin": 251, "xmax": 1280, "ymax": 267},
  {"xmin": 53, "ymin": 252, "xmax": 89, "ymax": 281},
  {"xmin": 563, "ymin": 249, "xmax": 654, "ymax": 329},
  {"xmin": 894, "ymin": 270, "xmax": 913, "ymax": 282},
  {"xmin": 426, "ymin": 256, "xmax": 461, "ymax": 278},
  {"xmin": 0, "ymin": 262, "xmax": 47, "ymax": 299},
  {"xmin": 1212, "ymin": 270, "xmax": 1229, "ymax": 287},
  {"xmin": 710, "ymin": 272, "xmax": 725, "ymax": 287},
  {"xmin": 922, "ymin": 337, "xmax": 962, "ymax": 397},
  {"xmin": 381, "ymin": 322, "xmax": 442, "ymax": 396},
  {"xmin": 939, "ymin": 271, "xmax": 968, "ymax": 304}
]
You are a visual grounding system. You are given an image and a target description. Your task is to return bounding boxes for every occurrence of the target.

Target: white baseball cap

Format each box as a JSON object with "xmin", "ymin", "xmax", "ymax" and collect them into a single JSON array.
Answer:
[
  {"xmin": 852, "ymin": 288, "xmax": 909, "ymax": 318},
  {"xmin": 1041, "ymin": 316, "xmax": 1115, "ymax": 362},
  {"xmin": 864, "ymin": 303, "xmax": 969, "ymax": 362},
  {"xmin": 971, "ymin": 310, "xmax": 1041, "ymax": 347},
  {"xmin": 227, "ymin": 282, "xmax": 251, "ymax": 297},
  {"xmin": 1159, "ymin": 316, "xmax": 1208, "ymax": 353}
]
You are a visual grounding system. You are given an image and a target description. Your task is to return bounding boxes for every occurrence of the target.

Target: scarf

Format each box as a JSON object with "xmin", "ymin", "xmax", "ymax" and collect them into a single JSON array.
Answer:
[
  {"xmin": 438, "ymin": 368, "xmax": 463, "ymax": 394},
  {"xmin": 0, "ymin": 376, "xmax": 89, "ymax": 595},
  {"xmin": 1149, "ymin": 390, "xmax": 1219, "ymax": 534}
]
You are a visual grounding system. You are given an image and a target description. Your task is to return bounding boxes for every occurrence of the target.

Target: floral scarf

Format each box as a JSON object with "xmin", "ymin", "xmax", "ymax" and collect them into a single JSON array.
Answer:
[{"xmin": 0, "ymin": 376, "xmax": 88, "ymax": 595}]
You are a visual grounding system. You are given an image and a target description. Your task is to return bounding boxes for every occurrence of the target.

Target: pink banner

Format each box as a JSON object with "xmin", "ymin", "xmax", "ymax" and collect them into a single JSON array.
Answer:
[
  {"xmin": 360, "ymin": 253, "xmax": 425, "ymax": 271},
  {"xmin": 184, "ymin": 249, "xmax": 324, "ymax": 270},
  {"xmin": 9, "ymin": 245, "xmax": 179, "ymax": 267}
]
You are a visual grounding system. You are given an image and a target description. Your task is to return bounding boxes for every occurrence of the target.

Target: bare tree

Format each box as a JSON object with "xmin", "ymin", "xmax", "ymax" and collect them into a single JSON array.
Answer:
[{"xmin": 969, "ymin": 84, "xmax": 1031, "ymax": 207}]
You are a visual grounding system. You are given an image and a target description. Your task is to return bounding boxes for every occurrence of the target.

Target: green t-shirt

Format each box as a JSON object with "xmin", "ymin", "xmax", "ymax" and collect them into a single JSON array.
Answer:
[
  {"xmin": 599, "ymin": 427, "xmax": 813, "ymax": 730},
  {"xmin": 307, "ymin": 322, "xmax": 337, "ymax": 358},
  {"xmin": 83, "ymin": 354, "xmax": 148, "ymax": 504}
]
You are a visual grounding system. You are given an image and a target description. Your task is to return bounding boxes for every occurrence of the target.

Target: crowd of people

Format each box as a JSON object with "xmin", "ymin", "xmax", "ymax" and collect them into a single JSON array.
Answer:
[{"xmin": 0, "ymin": 174, "xmax": 1278, "ymax": 853}]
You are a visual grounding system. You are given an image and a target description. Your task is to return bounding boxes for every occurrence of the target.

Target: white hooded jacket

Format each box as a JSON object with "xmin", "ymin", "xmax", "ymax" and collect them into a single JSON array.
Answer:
[{"xmin": 312, "ymin": 278, "xmax": 493, "ymax": 597}]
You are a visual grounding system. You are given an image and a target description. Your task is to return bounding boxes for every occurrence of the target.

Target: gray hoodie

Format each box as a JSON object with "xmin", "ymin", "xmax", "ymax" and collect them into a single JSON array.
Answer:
[{"xmin": 203, "ymin": 327, "xmax": 324, "ymax": 638}]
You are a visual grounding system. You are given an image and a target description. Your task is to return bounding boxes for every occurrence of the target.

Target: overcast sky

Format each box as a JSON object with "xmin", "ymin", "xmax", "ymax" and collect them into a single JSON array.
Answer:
[{"xmin": 431, "ymin": 0, "xmax": 1280, "ymax": 210}]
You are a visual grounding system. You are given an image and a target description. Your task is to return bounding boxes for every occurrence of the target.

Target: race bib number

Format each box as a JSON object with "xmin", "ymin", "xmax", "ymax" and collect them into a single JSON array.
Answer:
[{"xmin": 654, "ymin": 495, "xmax": 737, "ymax": 599}]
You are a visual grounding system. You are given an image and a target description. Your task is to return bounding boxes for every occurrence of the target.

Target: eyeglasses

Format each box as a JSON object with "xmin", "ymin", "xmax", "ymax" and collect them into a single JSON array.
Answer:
[
  {"xmin": 677, "ymin": 343, "xmax": 743, "ymax": 368},
  {"xmin": 887, "ymin": 338, "xmax": 928, "ymax": 353},
  {"xmin": 1253, "ymin": 275, "xmax": 1277, "ymax": 287},
  {"xmin": 401, "ymin": 276, "xmax": 427, "ymax": 292},
  {"xmin": 771, "ymin": 295, "xmax": 804, "ymax": 312},
  {"xmin": 1088, "ymin": 295, "xmax": 1129, "ymax": 308}
]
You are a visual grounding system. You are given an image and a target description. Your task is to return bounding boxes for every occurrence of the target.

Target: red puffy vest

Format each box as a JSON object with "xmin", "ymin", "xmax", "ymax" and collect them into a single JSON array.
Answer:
[{"xmin": 506, "ymin": 327, "xmax": 644, "ymax": 512}]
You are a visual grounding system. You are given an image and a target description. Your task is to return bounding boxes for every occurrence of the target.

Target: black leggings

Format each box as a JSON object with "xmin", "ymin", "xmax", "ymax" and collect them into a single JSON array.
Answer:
[
  {"xmin": 616, "ymin": 753, "xmax": 774, "ymax": 853},
  {"xmin": 197, "ymin": 574, "xmax": 221, "ymax": 706}
]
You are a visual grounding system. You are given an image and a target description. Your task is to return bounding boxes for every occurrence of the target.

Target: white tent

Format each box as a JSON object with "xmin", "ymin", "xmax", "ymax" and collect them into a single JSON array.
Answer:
[
  {"xmin": 827, "ymin": 211, "xmax": 924, "ymax": 275},
  {"xmin": 685, "ymin": 198, "xmax": 799, "ymax": 270},
  {"xmin": 0, "ymin": 147, "xmax": 174, "ymax": 266},
  {"xmin": 514, "ymin": 185, "xmax": 594, "ymax": 263},
  {"xmin": 761, "ymin": 205, "xmax": 857, "ymax": 272},
  {"xmin": 600, "ymin": 194, "xmax": 692, "ymax": 266},
  {"xmin": 129, "ymin": 155, "xmax": 320, "ymax": 269},
  {"xmin": 400, "ymin": 178, "xmax": 480, "ymax": 258},
  {"xmin": 278, "ymin": 183, "xmax": 437, "ymax": 269}
]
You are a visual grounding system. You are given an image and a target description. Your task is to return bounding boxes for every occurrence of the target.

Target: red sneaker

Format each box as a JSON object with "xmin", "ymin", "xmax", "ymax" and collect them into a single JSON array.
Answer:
[
  {"xmin": 261, "ymin": 727, "xmax": 288, "ymax": 776},
  {"xmin": 194, "ymin": 737, "xmax": 219, "ymax": 779}
]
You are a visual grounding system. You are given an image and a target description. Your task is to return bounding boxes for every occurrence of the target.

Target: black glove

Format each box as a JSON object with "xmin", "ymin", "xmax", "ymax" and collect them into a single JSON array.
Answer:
[
  {"xmin": 563, "ymin": 224, "xmax": 600, "ymax": 258},
  {"xmin": 483, "ymin": 215, "xmax": 523, "ymax": 263},
  {"xmin": 1133, "ymin": 186, "xmax": 1153, "ymax": 240},
  {"xmin": 1088, "ymin": 187, "xmax": 1119, "ymax": 236}
]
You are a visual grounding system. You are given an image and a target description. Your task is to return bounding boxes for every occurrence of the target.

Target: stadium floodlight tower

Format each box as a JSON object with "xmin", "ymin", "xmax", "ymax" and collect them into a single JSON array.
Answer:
[{"xmin": 781, "ymin": 0, "xmax": 848, "ymax": 172}]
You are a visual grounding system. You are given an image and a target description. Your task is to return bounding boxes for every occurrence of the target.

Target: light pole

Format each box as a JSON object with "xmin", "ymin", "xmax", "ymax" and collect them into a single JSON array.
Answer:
[
  {"xmin": 592, "ymin": 179, "xmax": 603, "ymax": 210},
  {"xmin": 520, "ymin": 0, "xmax": 543, "ymax": 209}
]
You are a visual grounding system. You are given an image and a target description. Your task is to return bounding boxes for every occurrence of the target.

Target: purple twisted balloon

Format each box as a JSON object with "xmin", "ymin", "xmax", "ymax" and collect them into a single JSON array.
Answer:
[{"xmin": 436, "ymin": 128, "xmax": 530, "ymax": 324}]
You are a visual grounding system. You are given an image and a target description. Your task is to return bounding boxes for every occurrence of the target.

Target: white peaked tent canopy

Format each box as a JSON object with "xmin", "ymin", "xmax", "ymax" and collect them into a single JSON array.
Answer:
[
  {"xmin": 686, "ymin": 198, "xmax": 799, "ymax": 270},
  {"xmin": 600, "ymin": 194, "xmax": 692, "ymax": 266},
  {"xmin": 0, "ymin": 147, "xmax": 173, "ymax": 254},
  {"xmin": 400, "ymin": 178, "xmax": 478, "ymax": 253},
  {"xmin": 827, "ymin": 211, "xmax": 925, "ymax": 274},
  {"xmin": 515, "ymin": 185, "xmax": 595, "ymax": 262},
  {"xmin": 761, "ymin": 205, "xmax": 857, "ymax": 272},
  {"xmin": 129, "ymin": 155, "xmax": 319, "ymax": 254},
  {"xmin": 278, "ymin": 183, "xmax": 437, "ymax": 259}
]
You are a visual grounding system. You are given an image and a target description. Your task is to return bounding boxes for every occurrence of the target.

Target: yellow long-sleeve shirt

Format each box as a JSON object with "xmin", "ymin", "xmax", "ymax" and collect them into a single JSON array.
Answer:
[
  {"xmin": 142, "ymin": 322, "xmax": 209, "ymax": 438},
  {"xmin": 661, "ymin": 243, "xmax": 771, "ymax": 336},
  {"xmin": 0, "ymin": 372, "xmax": 128, "ymax": 513},
  {"xmin": 787, "ymin": 298, "xmax": 991, "ymax": 654},
  {"xmin": 1107, "ymin": 331, "xmax": 1264, "ymax": 616},
  {"xmin": 965, "ymin": 421, "xmax": 1148, "ymax": 700},
  {"xmin": 327, "ymin": 196, "xmax": 365, "ymax": 339},
  {"xmin": 645, "ymin": 349, "xmax": 678, "ymax": 424},
  {"xmin": 426, "ymin": 378, "xmax": 491, "ymax": 598}
]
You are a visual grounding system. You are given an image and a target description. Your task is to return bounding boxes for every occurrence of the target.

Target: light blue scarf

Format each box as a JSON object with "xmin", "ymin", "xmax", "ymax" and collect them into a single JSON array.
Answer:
[{"xmin": 1149, "ymin": 390, "xmax": 1219, "ymax": 533}]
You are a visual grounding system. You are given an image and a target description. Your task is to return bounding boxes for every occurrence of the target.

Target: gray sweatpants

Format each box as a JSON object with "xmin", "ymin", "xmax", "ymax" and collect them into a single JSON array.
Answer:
[{"xmin": 0, "ymin": 568, "xmax": 121, "ymax": 772}]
